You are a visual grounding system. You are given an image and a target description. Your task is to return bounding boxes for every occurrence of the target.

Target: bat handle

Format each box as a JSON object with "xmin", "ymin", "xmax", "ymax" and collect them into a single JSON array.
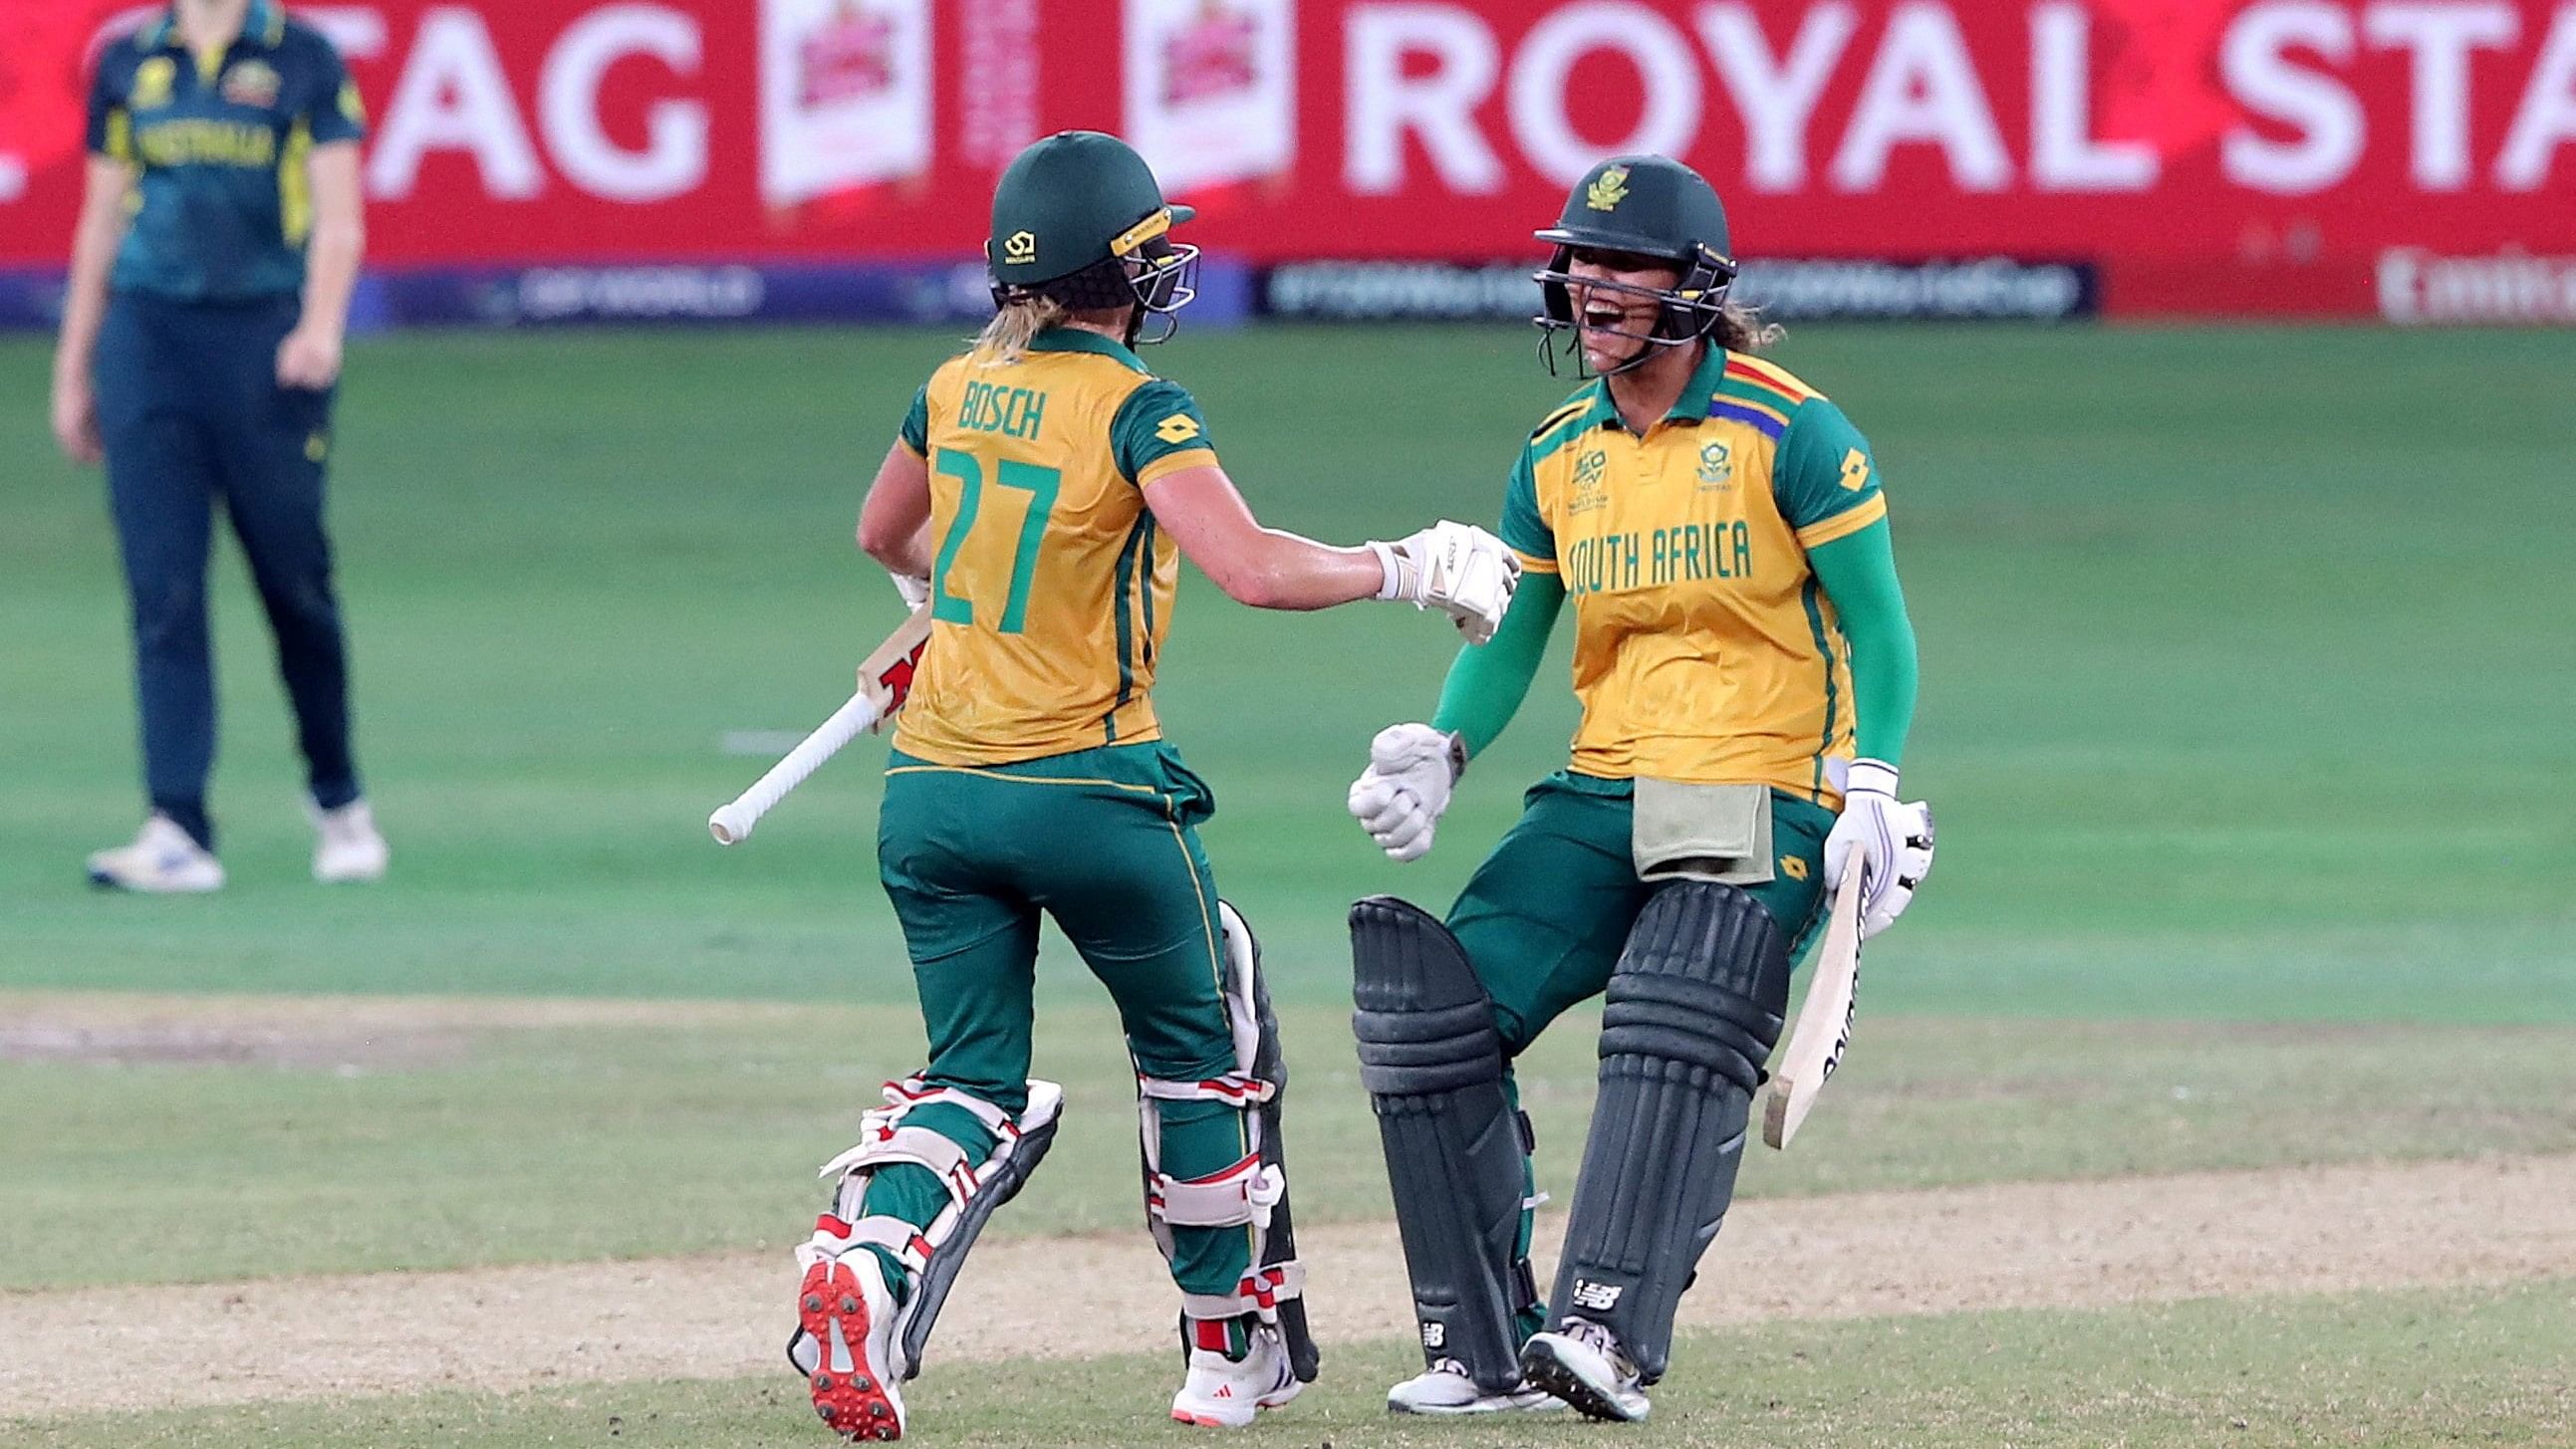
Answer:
[{"xmin": 707, "ymin": 691, "xmax": 883, "ymax": 845}]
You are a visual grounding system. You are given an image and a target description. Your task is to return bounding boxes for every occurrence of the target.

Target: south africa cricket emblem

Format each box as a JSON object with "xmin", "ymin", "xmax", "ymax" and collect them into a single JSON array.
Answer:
[
  {"xmin": 1585, "ymin": 163, "xmax": 1630, "ymax": 212},
  {"xmin": 1697, "ymin": 441, "xmax": 1733, "ymax": 489}
]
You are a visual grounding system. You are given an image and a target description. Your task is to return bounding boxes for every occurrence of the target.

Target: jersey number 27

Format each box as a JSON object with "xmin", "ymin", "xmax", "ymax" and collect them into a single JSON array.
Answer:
[{"xmin": 929, "ymin": 451, "xmax": 1061, "ymax": 634}]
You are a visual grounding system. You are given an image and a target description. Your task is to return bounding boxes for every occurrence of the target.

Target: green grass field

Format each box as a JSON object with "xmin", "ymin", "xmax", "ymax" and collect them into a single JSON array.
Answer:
[{"xmin": 2, "ymin": 323, "xmax": 2571, "ymax": 1445}]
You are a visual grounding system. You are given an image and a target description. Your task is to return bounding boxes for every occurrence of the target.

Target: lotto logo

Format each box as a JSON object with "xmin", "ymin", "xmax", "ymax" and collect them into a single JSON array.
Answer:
[
  {"xmin": 1156, "ymin": 413, "xmax": 1202, "ymax": 445},
  {"xmin": 1571, "ymin": 1279, "xmax": 1623, "ymax": 1312}
]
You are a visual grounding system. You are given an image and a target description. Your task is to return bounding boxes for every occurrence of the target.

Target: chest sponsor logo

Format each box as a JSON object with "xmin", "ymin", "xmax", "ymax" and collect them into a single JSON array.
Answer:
[
  {"xmin": 1567, "ymin": 447, "xmax": 1608, "ymax": 514},
  {"xmin": 222, "ymin": 59, "xmax": 282, "ymax": 109},
  {"xmin": 131, "ymin": 57, "xmax": 177, "ymax": 112},
  {"xmin": 1697, "ymin": 441, "xmax": 1732, "ymax": 490}
]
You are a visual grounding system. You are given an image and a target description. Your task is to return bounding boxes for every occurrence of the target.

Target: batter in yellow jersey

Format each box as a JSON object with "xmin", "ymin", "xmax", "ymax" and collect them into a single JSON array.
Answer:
[
  {"xmin": 785, "ymin": 130, "xmax": 1519, "ymax": 1441},
  {"xmin": 893, "ymin": 328, "xmax": 1212, "ymax": 765},
  {"xmin": 1502, "ymin": 345, "xmax": 1884, "ymax": 801},
  {"xmin": 1342, "ymin": 154, "xmax": 1938, "ymax": 1422}
]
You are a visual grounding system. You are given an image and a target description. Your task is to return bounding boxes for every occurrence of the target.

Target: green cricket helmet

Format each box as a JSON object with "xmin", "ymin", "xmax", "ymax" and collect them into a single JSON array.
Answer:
[
  {"xmin": 1532, "ymin": 154, "xmax": 1738, "ymax": 376},
  {"xmin": 986, "ymin": 130, "xmax": 1198, "ymax": 343}
]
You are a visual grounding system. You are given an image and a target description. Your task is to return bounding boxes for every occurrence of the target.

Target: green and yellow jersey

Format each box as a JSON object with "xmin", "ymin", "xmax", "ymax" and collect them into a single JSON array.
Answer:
[
  {"xmin": 87, "ymin": 2, "xmax": 366, "ymax": 302},
  {"xmin": 891, "ymin": 328, "xmax": 1217, "ymax": 768},
  {"xmin": 1500, "ymin": 347, "xmax": 1886, "ymax": 803}
]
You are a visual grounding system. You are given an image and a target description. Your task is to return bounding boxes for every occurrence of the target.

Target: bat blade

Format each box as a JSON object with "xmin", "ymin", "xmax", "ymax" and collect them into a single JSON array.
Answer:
[{"xmin": 1763, "ymin": 866, "xmax": 1864, "ymax": 1150}]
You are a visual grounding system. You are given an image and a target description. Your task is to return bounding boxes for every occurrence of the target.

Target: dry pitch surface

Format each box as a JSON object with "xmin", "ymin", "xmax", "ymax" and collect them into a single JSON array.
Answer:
[{"xmin": 5, "ymin": 1006, "xmax": 2569, "ymax": 1418}]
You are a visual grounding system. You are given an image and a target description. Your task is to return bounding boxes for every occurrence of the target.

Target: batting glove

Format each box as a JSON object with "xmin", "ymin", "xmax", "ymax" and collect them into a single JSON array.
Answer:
[
  {"xmin": 889, "ymin": 571, "xmax": 932, "ymax": 612},
  {"xmin": 1347, "ymin": 722, "xmax": 1465, "ymax": 862},
  {"xmin": 1820, "ymin": 759, "xmax": 1936, "ymax": 940},
  {"xmin": 1368, "ymin": 522, "xmax": 1521, "ymax": 644}
]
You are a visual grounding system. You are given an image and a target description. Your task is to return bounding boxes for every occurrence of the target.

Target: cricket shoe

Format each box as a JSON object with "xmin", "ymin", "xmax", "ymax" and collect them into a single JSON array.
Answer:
[
  {"xmin": 1169, "ymin": 1321, "xmax": 1302, "ymax": 1427},
  {"xmin": 1386, "ymin": 1358, "xmax": 1565, "ymax": 1415},
  {"xmin": 86, "ymin": 816, "xmax": 224, "ymax": 893},
  {"xmin": 789, "ymin": 1249, "xmax": 906, "ymax": 1440},
  {"xmin": 308, "ymin": 798, "xmax": 388, "ymax": 883},
  {"xmin": 1520, "ymin": 1319, "xmax": 1651, "ymax": 1422}
]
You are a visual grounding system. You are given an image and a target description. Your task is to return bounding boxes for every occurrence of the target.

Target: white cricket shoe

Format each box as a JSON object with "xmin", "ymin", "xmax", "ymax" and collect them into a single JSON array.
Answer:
[
  {"xmin": 1170, "ymin": 1321, "xmax": 1302, "ymax": 1427},
  {"xmin": 308, "ymin": 799, "xmax": 388, "ymax": 883},
  {"xmin": 791, "ymin": 1248, "xmax": 906, "ymax": 1440},
  {"xmin": 1520, "ymin": 1319, "xmax": 1651, "ymax": 1422},
  {"xmin": 1387, "ymin": 1358, "xmax": 1565, "ymax": 1415},
  {"xmin": 86, "ymin": 816, "xmax": 224, "ymax": 893}
]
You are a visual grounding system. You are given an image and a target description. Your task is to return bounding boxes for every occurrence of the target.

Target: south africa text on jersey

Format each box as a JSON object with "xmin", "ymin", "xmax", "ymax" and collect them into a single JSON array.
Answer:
[{"xmin": 1561, "ymin": 522, "xmax": 1755, "ymax": 596}]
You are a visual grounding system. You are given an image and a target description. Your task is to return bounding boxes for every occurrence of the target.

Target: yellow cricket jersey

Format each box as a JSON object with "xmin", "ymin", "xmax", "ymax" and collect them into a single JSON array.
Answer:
[
  {"xmin": 890, "ymin": 328, "xmax": 1217, "ymax": 767},
  {"xmin": 1500, "ymin": 347, "xmax": 1889, "ymax": 803}
]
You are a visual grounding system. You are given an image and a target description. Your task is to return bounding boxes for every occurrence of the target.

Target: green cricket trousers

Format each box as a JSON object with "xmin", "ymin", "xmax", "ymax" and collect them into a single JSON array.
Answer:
[{"xmin": 863, "ymin": 742, "xmax": 1253, "ymax": 1303}]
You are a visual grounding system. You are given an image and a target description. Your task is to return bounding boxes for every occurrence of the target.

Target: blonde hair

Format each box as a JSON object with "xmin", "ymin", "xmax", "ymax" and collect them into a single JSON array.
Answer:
[
  {"xmin": 974, "ymin": 294, "xmax": 1069, "ymax": 362},
  {"xmin": 1715, "ymin": 299, "xmax": 1784, "ymax": 353}
]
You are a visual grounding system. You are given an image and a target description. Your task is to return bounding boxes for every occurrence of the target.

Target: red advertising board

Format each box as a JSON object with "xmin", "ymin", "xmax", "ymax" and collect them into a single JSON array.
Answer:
[{"xmin": 4, "ymin": 1, "xmax": 2573, "ymax": 319}]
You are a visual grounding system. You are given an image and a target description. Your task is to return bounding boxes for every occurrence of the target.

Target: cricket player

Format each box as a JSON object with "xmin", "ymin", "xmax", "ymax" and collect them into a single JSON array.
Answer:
[
  {"xmin": 1345, "ymin": 155, "xmax": 1937, "ymax": 1421},
  {"xmin": 782, "ymin": 130, "xmax": 1519, "ymax": 1441},
  {"xmin": 51, "ymin": 0, "xmax": 385, "ymax": 891}
]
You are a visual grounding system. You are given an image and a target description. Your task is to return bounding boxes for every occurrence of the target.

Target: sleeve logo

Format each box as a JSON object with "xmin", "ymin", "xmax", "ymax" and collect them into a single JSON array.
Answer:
[
  {"xmin": 1839, "ymin": 448, "xmax": 1872, "ymax": 492},
  {"xmin": 1155, "ymin": 413, "xmax": 1201, "ymax": 445}
]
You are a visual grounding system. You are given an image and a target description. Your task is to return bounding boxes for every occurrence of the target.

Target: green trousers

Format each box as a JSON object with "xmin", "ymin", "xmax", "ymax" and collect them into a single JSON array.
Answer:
[
  {"xmin": 1442, "ymin": 771, "xmax": 1836, "ymax": 1338},
  {"xmin": 866, "ymin": 743, "xmax": 1252, "ymax": 1305}
]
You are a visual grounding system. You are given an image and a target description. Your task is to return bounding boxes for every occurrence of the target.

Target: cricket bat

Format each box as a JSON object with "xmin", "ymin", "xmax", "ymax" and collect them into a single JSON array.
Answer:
[
  {"xmin": 1762, "ymin": 866, "xmax": 1864, "ymax": 1149},
  {"xmin": 707, "ymin": 605, "xmax": 932, "ymax": 845}
]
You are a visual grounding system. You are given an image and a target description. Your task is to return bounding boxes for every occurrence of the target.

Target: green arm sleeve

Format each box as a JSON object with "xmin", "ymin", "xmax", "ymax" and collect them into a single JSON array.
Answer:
[
  {"xmin": 1428, "ymin": 570, "xmax": 1565, "ymax": 759},
  {"xmin": 1807, "ymin": 518, "xmax": 1918, "ymax": 767}
]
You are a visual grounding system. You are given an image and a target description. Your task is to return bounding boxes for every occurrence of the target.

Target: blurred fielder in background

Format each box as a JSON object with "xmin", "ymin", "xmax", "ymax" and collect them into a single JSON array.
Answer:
[
  {"xmin": 50, "ymin": 0, "xmax": 386, "ymax": 892},
  {"xmin": 783, "ymin": 130, "xmax": 1517, "ymax": 1441},
  {"xmin": 1347, "ymin": 154, "xmax": 1936, "ymax": 1421}
]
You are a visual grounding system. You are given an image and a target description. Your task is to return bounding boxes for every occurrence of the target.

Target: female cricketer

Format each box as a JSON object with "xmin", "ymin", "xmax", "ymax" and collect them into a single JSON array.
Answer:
[
  {"xmin": 52, "ymin": 0, "xmax": 385, "ymax": 891},
  {"xmin": 1344, "ymin": 154, "xmax": 1936, "ymax": 1421},
  {"xmin": 782, "ymin": 129, "xmax": 1519, "ymax": 1441}
]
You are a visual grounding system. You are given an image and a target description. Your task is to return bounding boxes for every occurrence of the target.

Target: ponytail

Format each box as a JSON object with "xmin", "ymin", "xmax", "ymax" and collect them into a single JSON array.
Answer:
[{"xmin": 974, "ymin": 294, "xmax": 1069, "ymax": 362}]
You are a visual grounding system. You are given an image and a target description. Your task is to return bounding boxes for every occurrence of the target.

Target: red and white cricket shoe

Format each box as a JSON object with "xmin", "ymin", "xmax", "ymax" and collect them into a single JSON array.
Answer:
[
  {"xmin": 791, "ymin": 1249, "xmax": 905, "ymax": 1441},
  {"xmin": 1169, "ymin": 1320, "xmax": 1301, "ymax": 1428}
]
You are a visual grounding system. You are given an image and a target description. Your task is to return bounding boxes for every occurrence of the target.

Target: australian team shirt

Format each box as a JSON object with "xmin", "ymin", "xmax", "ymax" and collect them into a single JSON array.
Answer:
[
  {"xmin": 1501, "ymin": 347, "xmax": 1889, "ymax": 803},
  {"xmin": 891, "ymin": 329, "xmax": 1219, "ymax": 768},
  {"xmin": 87, "ymin": 1, "xmax": 366, "ymax": 302}
]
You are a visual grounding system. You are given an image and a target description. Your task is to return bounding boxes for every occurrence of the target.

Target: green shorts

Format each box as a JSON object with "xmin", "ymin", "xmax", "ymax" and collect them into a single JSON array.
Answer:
[{"xmin": 1448, "ymin": 772, "xmax": 1835, "ymax": 1056}]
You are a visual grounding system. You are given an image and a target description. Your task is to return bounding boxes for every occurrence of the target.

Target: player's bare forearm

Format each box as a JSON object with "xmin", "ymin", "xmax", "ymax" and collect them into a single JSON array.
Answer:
[
  {"xmin": 54, "ymin": 159, "xmax": 130, "ymax": 385},
  {"xmin": 1144, "ymin": 464, "xmax": 1384, "ymax": 610},
  {"xmin": 857, "ymin": 443, "xmax": 935, "ymax": 577},
  {"xmin": 296, "ymin": 143, "xmax": 365, "ymax": 341}
]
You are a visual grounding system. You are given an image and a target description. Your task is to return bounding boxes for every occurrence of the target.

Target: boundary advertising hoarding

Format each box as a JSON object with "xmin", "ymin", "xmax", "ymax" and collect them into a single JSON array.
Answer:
[{"xmin": 2, "ymin": 1, "xmax": 2572, "ymax": 323}]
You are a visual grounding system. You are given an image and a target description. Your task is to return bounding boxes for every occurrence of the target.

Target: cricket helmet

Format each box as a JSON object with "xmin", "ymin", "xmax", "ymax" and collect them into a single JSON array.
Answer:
[
  {"xmin": 987, "ymin": 130, "xmax": 1199, "ymax": 343},
  {"xmin": 1532, "ymin": 154, "xmax": 1737, "ymax": 376}
]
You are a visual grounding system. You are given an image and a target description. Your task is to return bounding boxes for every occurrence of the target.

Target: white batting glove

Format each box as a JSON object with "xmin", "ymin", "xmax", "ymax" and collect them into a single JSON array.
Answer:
[
  {"xmin": 1346, "ymin": 723, "xmax": 1464, "ymax": 862},
  {"xmin": 1368, "ymin": 521, "xmax": 1521, "ymax": 644},
  {"xmin": 889, "ymin": 572, "xmax": 932, "ymax": 611},
  {"xmin": 1820, "ymin": 759, "xmax": 1936, "ymax": 940}
]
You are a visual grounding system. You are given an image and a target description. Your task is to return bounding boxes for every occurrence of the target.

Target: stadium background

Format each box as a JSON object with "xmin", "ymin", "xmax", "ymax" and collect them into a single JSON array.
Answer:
[{"xmin": 3, "ymin": 3, "xmax": 2572, "ymax": 1446}]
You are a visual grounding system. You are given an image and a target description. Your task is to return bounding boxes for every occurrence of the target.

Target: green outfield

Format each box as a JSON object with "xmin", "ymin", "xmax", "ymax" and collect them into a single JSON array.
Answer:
[{"xmin": 2, "ymin": 324, "xmax": 2571, "ymax": 1445}]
